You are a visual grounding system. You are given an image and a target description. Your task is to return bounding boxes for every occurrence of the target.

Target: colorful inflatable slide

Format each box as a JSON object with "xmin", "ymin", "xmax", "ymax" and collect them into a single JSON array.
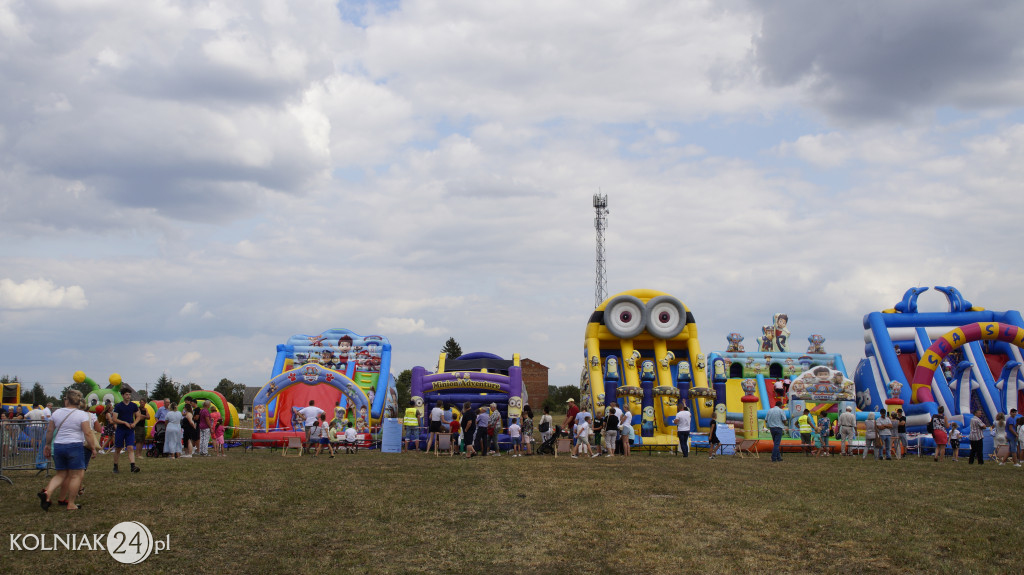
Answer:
[
  {"xmin": 410, "ymin": 351, "xmax": 527, "ymax": 447},
  {"xmin": 855, "ymin": 286, "xmax": 1024, "ymax": 434},
  {"xmin": 581, "ymin": 289, "xmax": 709, "ymax": 445},
  {"xmin": 251, "ymin": 329, "xmax": 397, "ymax": 445}
]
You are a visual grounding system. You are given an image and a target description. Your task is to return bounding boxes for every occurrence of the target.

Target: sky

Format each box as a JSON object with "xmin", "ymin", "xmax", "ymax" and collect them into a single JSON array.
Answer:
[{"xmin": 3, "ymin": 1, "xmax": 1024, "ymax": 396}]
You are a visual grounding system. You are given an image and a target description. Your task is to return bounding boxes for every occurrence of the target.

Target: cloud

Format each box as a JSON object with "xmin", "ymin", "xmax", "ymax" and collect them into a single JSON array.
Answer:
[
  {"xmin": 375, "ymin": 317, "xmax": 445, "ymax": 337},
  {"xmin": 0, "ymin": 278, "xmax": 88, "ymax": 310},
  {"xmin": 753, "ymin": 2, "xmax": 1024, "ymax": 122}
]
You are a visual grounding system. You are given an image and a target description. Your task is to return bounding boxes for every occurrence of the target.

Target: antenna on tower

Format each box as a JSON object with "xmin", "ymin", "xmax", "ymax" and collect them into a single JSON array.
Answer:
[{"xmin": 593, "ymin": 193, "xmax": 609, "ymax": 308}]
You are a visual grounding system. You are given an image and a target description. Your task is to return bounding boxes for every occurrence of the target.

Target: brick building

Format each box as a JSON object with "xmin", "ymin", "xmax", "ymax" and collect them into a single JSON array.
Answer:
[{"xmin": 520, "ymin": 358, "xmax": 549, "ymax": 407}]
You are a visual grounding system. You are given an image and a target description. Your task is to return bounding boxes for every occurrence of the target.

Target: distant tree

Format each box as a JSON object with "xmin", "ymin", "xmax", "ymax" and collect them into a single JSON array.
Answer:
[
  {"xmin": 177, "ymin": 382, "xmax": 202, "ymax": 397},
  {"xmin": 395, "ymin": 369, "xmax": 412, "ymax": 408},
  {"xmin": 213, "ymin": 378, "xmax": 246, "ymax": 412},
  {"xmin": 544, "ymin": 385, "xmax": 580, "ymax": 412},
  {"xmin": 21, "ymin": 382, "xmax": 56, "ymax": 406},
  {"xmin": 441, "ymin": 337, "xmax": 463, "ymax": 359},
  {"xmin": 151, "ymin": 373, "xmax": 180, "ymax": 405}
]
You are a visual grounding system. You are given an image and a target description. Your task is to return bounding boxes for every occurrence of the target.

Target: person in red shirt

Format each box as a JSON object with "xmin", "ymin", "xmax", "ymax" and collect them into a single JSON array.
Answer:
[{"xmin": 563, "ymin": 398, "xmax": 580, "ymax": 431}]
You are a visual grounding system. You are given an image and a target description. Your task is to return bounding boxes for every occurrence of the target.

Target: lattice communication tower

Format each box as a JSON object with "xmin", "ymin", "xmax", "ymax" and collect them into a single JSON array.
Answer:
[{"xmin": 593, "ymin": 193, "xmax": 609, "ymax": 308}]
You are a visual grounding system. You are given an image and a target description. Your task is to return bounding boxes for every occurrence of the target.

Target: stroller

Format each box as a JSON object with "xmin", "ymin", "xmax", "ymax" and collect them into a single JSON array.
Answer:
[
  {"xmin": 535, "ymin": 425, "xmax": 563, "ymax": 455},
  {"xmin": 146, "ymin": 421, "xmax": 167, "ymax": 458}
]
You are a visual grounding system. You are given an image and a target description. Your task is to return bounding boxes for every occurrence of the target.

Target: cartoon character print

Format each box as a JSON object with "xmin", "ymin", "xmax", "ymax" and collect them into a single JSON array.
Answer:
[
  {"xmin": 714, "ymin": 403, "xmax": 727, "ymax": 423},
  {"xmin": 676, "ymin": 361, "xmax": 691, "ymax": 383},
  {"xmin": 254, "ymin": 404, "xmax": 267, "ymax": 432},
  {"xmin": 641, "ymin": 405, "xmax": 655, "ymax": 436},
  {"xmin": 806, "ymin": 334, "xmax": 827, "ymax": 354},
  {"xmin": 605, "ymin": 356, "xmax": 620, "ymax": 381},
  {"xmin": 773, "ymin": 313, "xmax": 790, "ymax": 352},
  {"xmin": 384, "ymin": 385, "xmax": 399, "ymax": 418},
  {"xmin": 640, "ymin": 360, "xmax": 656, "ymax": 382},
  {"xmin": 507, "ymin": 396, "xmax": 523, "ymax": 421},
  {"xmin": 758, "ymin": 325, "xmax": 775, "ymax": 352},
  {"xmin": 725, "ymin": 332, "xmax": 745, "ymax": 353}
]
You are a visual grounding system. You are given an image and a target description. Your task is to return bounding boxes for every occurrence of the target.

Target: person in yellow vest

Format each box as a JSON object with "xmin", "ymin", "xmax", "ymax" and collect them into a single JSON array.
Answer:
[
  {"xmin": 403, "ymin": 400, "xmax": 421, "ymax": 452},
  {"xmin": 797, "ymin": 409, "xmax": 814, "ymax": 457}
]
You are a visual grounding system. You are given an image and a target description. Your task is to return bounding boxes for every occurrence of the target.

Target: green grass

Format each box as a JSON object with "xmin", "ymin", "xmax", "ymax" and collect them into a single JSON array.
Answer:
[{"xmin": 2, "ymin": 448, "xmax": 1023, "ymax": 574}]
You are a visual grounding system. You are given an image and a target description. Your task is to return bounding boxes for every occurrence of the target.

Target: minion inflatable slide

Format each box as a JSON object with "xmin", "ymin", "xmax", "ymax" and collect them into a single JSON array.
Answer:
[{"xmin": 582, "ymin": 289, "xmax": 712, "ymax": 446}]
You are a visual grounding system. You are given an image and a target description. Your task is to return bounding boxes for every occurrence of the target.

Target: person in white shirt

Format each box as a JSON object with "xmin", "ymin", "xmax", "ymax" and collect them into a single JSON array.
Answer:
[
  {"xmin": 508, "ymin": 419, "xmax": 522, "ymax": 456},
  {"xmin": 673, "ymin": 405, "xmax": 692, "ymax": 457},
  {"xmin": 39, "ymin": 390, "xmax": 97, "ymax": 511},
  {"xmin": 426, "ymin": 401, "xmax": 445, "ymax": 452},
  {"xmin": 42, "ymin": 403, "xmax": 53, "ymax": 420},
  {"xmin": 297, "ymin": 401, "xmax": 325, "ymax": 451},
  {"xmin": 344, "ymin": 423, "xmax": 359, "ymax": 453},
  {"xmin": 572, "ymin": 417, "xmax": 592, "ymax": 458}
]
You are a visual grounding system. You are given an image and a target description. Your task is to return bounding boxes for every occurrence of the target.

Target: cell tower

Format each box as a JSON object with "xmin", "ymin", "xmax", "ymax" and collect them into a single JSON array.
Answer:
[{"xmin": 593, "ymin": 193, "xmax": 609, "ymax": 308}]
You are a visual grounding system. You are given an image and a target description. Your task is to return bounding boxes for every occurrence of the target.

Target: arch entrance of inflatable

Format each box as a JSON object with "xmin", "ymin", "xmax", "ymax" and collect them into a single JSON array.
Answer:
[{"xmin": 911, "ymin": 322, "xmax": 1024, "ymax": 403}]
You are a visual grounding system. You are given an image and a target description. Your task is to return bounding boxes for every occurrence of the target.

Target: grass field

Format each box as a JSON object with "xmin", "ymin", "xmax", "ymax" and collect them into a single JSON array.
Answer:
[{"xmin": 2, "ymin": 447, "xmax": 1024, "ymax": 574}]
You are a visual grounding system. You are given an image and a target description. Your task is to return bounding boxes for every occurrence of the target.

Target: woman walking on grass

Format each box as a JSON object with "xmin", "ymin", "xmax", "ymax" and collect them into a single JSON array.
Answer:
[{"xmin": 37, "ymin": 390, "xmax": 97, "ymax": 512}]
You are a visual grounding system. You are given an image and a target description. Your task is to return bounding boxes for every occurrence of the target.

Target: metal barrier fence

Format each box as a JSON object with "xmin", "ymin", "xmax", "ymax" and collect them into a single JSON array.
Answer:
[{"xmin": 1, "ymin": 420, "xmax": 52, "ymax": 485}]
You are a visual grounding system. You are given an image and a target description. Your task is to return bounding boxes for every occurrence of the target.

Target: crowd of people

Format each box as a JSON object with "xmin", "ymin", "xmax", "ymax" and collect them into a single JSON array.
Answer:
[
  {"xmin": 399, "ymin": 398, "xmax": 693, "ymax": 458},
  {"xmin": 19, "ymin": 391, "xmax": 241, "ymax": 512},
  {"xmin": 292, "ymin": 400, "xmax": 364, "ymax": 457},
  {"xmin": 761, "ymin": 400, "xmax": 1023, "ymax": 465}
]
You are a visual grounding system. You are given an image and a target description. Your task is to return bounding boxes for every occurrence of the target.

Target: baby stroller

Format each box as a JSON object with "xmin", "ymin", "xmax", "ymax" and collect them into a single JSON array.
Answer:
[
  {"xmin": 146, "ymin": 421, "xmax": 167, "ymax": 458},
  {"xmin": 536, "ymin": 425, "xmax": 563, "ymax": 455}
]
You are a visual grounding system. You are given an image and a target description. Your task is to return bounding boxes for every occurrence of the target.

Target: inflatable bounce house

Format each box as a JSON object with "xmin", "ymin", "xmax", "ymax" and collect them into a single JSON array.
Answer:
[
  {"xmin": 251, "ymin": 329, "xmax": 397, "ymax": 445},
  {"xmin": 855, "ymin": 286, "xmax": 1024, "ymax": 445},
  {"xmin": 581, "ymin": 289, "xmax": 710, "ymax": 447},
  {"xmin": 1, "ymin": 380, "xmax": 31, "ymax": 416},
  {"xmin": 74, "ymin": 371, "xmax": 240, "ymax": 440},
  {"xmin": 706, "ymin": 314, "xmax": 854, "ymax": 446},
  {"xmin": 410, "ymin": 351, "xmax": 527, "ymax": 447}
]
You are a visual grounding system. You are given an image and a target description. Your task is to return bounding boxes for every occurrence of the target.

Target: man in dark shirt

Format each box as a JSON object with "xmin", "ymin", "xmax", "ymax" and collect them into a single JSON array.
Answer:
[
  {"xmin": 603, "ymin": 407, "xmax": 619, "ymax": 457},
  {"xmin": 895, "ymin": 409, "xmax": 908, "ymax": 459},
  {"xmin": 111, "ymin": 390, "xmax": 142, "ymax": 473}
]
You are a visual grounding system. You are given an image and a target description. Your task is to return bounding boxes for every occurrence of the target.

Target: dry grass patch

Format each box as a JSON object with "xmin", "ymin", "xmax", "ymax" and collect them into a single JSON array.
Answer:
[{"xmin": 1, "ymin": 450, "xmax": 1023, "ymax": 574}]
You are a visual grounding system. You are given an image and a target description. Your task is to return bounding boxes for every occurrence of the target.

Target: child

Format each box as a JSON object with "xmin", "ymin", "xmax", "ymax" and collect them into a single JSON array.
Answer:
[
  {"xmin": 312, "ymin": 414, "xmax": 334, "ymax": 458},
  {"xmin": 572, "ymin": 417, "xmax": 591, "ymax": 458},
  {"xmin": 949, "ymin": 422, "xmax": 961, "ymax": 462},
  {"xmin": 449, "ymin": 412, "xmax": 460, "ymax": 456},
  {"xmin": 212, "ymin": 416, "xmax": 226, "ymax": 457},
  {"xmin": 343, "ymin": 423, "xmax": 358, "ymax": 454},
  {"xmin": 509, "ymin": 418, "xmax": 522, "ymax": 457}
]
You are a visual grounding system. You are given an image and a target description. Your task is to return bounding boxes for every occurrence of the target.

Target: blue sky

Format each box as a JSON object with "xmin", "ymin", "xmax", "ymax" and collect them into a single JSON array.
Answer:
[{"xmin": 2, "ymin": 1, "xmax": 1024, "ymax": 396}]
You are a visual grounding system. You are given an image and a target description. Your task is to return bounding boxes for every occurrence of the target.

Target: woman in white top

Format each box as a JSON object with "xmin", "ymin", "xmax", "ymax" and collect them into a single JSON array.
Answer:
[
  {"xmin": 164, "ymin": 403, "xmax": 184, "ymax": 458},
  {"xmin": 39, "ymin": 389, "xmax": 98, "ymax": 511}
]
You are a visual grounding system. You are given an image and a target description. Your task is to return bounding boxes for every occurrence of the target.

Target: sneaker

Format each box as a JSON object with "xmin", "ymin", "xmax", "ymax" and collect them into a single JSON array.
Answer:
[
  {"xmin": 112, "ymin": 465, "xmax": 119, "ymax": 474},
  {"xmin": 1015, "ymin": 463, "xmax": 1021, "ymax": 467},
  {"xmin": 570, "ymin": 455, "xmax": 578, "ymax": 458},
  {"xmin": 605, "ymin": 454, "xmax": 613, "ymax": 457},
  {"xmin": 131, "ymin": 465, "xmax": 140, "ymax": 473},
  {"xmin": 591, "ymin": 453, "xmax": 600, "ymax": 458}
]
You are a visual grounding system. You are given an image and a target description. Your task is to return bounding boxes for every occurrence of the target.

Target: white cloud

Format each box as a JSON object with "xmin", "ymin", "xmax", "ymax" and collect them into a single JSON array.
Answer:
[
  {"xmin": 179, "ymin": 302, "xmax": 199, "ymax": 315},
  {"xmin": 0, "ymin": 279, "xmax": 88, "ymax": 310},
  {"xmin": 376, "ymin": 317, "xmax": 445, "ymax": 337}
]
